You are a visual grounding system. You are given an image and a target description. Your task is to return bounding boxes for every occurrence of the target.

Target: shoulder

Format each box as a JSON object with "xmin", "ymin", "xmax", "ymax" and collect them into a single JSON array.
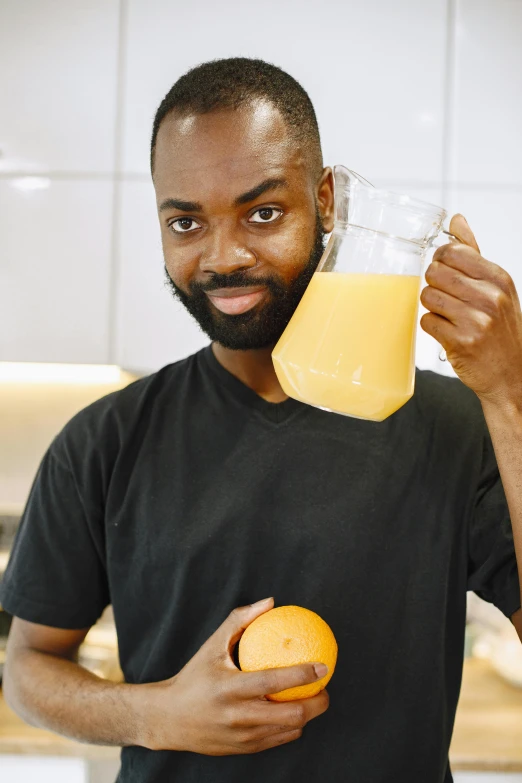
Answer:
[{"xmin": 50, "ymin": 350, "xmax": 203, "ymax": 466}]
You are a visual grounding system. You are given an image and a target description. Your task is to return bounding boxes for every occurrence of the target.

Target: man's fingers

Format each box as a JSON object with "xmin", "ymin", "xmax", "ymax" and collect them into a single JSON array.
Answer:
[
  {"xmin": 229, "ymin": 689, "xmax": 330, "ymax": 730},
  {"xmin": 433, "ymin": 243, "xmax": 490, "ymax": 281},
  {"xmin": 235, "ymin": 662, "xmax": 327, "ymax": 699},
  {"xmin": 448, "ymin": 213, "xmax": 480, "ymax": 253},
  {"xmin": 420, "ymin": 284, "xmax": 468, "ymax": 325},
  {"xmin": 248, "ymin": 728, "xmax": 303, "ymax": 753},
  {"xmin": 255, "ymin": 688, "xmax": 330, "ymax": 728}
]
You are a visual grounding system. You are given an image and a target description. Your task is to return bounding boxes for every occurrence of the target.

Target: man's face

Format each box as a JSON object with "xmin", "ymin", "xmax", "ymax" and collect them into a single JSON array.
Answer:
[{"xmin": 153, "ymin": 101, "xmax": 334, "ymax": 350}]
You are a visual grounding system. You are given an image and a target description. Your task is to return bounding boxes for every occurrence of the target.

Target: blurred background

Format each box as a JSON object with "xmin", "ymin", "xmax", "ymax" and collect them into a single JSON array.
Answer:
[{"xmin": 1, "ymin": 0, "xmax": 522, "ymax": 781}]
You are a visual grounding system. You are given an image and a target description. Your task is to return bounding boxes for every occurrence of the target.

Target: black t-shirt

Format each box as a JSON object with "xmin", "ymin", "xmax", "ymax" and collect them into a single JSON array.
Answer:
[{"xmin": 1, "ymin": 344, "xmax": 520, "ymax": 783}]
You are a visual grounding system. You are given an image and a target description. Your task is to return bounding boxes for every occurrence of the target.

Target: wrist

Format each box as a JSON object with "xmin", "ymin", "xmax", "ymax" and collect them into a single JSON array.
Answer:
[
  {"xmin": 480, "ymin": 393, "xmax": 522, "ymax": 422},
  {"xmin": 130, "ymin": 679, "xmax": 179, "ymax": 751},
  {"xmin": 107, "ymin": 682, "xmax": 145, "ymax": 748}
]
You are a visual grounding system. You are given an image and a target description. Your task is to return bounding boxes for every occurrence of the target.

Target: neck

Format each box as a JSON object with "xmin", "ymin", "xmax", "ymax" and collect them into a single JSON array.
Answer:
[{"xmin": 211, "ymin": 342, "xmax": 289, "ymax": 403}]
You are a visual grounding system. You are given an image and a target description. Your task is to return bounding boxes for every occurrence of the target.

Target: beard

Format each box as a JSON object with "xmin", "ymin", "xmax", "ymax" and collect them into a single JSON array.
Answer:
[{"xmin": 163, "ymin": 210, "xmax": 326, "ymax": 351}]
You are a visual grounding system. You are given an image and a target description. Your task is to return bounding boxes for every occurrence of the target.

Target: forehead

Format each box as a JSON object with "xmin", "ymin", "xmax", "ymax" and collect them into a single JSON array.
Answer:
[{"xmin": 153, "ymin": 102, "xmax": 309, "ymax": 202}]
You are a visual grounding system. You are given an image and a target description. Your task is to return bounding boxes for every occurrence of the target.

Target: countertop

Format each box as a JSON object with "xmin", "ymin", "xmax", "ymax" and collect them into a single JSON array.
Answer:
[
  {"xmin": 1, "ymin": 658, "xmax": 521, "ymax": 768},
  {"xmin": 450, "ymin": 657, "xmax": 522, "ymax": 771}
]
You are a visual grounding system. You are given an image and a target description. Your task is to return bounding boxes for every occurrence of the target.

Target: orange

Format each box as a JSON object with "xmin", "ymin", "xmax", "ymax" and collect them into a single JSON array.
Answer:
[{"xmin": 238, "ymin": 605, "xmax": 337, "ymax": 702}]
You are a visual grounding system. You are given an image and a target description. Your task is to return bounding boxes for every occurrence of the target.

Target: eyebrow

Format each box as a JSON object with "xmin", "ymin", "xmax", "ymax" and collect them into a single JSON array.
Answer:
[
  {"xmin": 159, "ymin": 197, "xmax": 203, "ymax": 212},
  {"xmin": 158, "ymin": 177, "xmax": 289, "ymax": 214},
  {"xmin": 233, "ymin": 177, "xmax": 289, "ymax": 206}
]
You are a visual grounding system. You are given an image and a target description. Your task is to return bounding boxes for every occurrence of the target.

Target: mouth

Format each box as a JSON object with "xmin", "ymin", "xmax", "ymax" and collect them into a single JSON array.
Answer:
[{"xmin": 206, "ymin": 286, "xmax": 267, "ymax": 315}]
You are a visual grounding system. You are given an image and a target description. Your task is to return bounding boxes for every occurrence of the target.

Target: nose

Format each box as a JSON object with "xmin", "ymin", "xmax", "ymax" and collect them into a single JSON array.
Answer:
[{"xmin": 199, "ymin": 222, "xmax": 257, "ymax": 276}]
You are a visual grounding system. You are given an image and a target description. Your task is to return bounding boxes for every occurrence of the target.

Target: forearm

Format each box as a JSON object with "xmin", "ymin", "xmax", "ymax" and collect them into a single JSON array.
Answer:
[
  {"xmin": 481, "ymin": 396, "xmax": 522, "ymax": 606},
  {"xmin": 3, "ymin": 647, "xmax": 151, "ymax": 747}
]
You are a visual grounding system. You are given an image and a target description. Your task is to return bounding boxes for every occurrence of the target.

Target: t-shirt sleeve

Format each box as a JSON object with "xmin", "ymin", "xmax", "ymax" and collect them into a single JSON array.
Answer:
[
  {"xmin": 467, "ymin": 422, "xmax": 521, "ymax": 619},
  {"xmin": 0, "ymin": 437, "xmax": 110, "ymax": 629}
]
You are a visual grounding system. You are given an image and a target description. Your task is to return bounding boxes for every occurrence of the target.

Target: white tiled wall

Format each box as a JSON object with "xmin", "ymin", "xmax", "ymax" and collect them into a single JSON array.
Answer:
[
  {"xmin": 114, "ymin": 181, "xmax": 208, "ymax": 372},
  {"xmin": 1, "ymin": 0, "xmax": 521, "ymax": 374},
  {"xmin": 437, "ymin": 0, "xmax": 522, "ymax": 379},
  {"xmin": 0, "ymin": 179, "xmax": 113, "ymax": 364},
  {"xmin": 122, "ymin": 0, "xmax": 447, "ymax": 182},
  {"xmin": 449, "ymin": 0, "xmax": 522, "ymax": 186},
  {"xmin": 0, "ymin": 0, "xmax": 119, "ymax": 172},
  {"xmin": 446, "ymin": 190, "xmax": 522, "ymax": 294}
]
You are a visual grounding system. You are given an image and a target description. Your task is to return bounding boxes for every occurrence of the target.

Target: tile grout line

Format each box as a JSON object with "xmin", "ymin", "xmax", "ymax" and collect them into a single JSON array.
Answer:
[
  {"xmin": 107, "ymin": 0, "xmax": 129, "ymax": 366},
  {"xmin": 2, "ymin": 171, "xmax": 521, "ymax": 191},
  {"xmin": 428, "ymin": 0, "xmax": 458, "ymax": 377},
  {"xmin": 441, "ymin": 0, "xmax": 458, "ymax": 208}
]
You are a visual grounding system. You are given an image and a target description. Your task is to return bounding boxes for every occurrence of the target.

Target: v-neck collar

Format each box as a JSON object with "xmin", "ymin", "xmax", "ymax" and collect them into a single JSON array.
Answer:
[{"xmin": 200, "ymin": 344, "xmax": 306, "ymax": 425}]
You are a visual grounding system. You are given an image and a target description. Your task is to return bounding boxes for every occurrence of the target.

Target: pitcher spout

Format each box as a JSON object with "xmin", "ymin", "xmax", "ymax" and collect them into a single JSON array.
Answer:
[
  {"xmin": 333, "ymin": 165, "xmax": 372, "ymax": 229},
  {"xmin": 332, "ymin": 164, "xmax": 446, "ymax": 246}
]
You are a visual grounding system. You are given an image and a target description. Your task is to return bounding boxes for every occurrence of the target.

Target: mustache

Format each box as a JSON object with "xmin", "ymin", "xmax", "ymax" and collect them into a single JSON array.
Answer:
[{"xmin": 190, "ymin": 272, "xmax": 283, "ymax": 295}]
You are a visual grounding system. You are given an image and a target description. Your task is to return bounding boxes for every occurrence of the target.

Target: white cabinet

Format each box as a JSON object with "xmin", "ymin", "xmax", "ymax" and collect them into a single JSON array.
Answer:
[
  {"xmin": 0, "ymin": 181, "xmax": 113, "ymax": 365},
  {"xmin": 114, "ymin": 181, "xmax": 208, "ymax": 374},
  {"xmin": 0, "ymin": 0, "xmax": 119, "ymax": 366},
  {"xmin": 0, "ymin": 0, "xmax": 119, "ymax": 173},
  {"xmin": 450, "ymin": 0, "xmax": 522, "ymax": 185},
  {"xmin": 122, "ymin": 0, "xmax": 447, "ymax": 183},
  {"xmin": 445, "ymin": 189, "xmax": 522, "ymax": 297}
]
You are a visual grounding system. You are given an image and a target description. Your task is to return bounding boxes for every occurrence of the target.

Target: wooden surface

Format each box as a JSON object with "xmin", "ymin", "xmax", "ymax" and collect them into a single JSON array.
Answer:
[
  {"xmin": 450, "ymin": 657, "xmax": 522, "ymax": 771},
  {"xmin": 1, "ymin": 657, "xmax": 521, "ymax": 767}
]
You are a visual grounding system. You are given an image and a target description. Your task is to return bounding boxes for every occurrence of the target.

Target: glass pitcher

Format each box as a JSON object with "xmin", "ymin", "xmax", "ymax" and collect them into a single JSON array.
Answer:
[{"xmin": 271, "ymin": 165, "xmax": 449, "ymax": 422}]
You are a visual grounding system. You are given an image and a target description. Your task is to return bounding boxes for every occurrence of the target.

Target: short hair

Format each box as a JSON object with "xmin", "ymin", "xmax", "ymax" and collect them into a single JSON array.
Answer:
[{"xmin": 150, "ymin": 57, "xmax": 323, "ymax": 176}]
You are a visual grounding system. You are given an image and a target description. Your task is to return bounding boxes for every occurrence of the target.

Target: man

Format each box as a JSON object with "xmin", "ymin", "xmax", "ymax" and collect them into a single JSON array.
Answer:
[{"xmin": 2, "ymin": 58, "xmax": 522, "ymax": 783}]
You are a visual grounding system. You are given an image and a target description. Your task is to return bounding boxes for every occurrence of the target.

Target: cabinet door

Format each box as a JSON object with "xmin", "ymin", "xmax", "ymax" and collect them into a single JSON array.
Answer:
[
  {"xmin": 450, "ymin": 0, "xmax": 522, "ymax": 186},
  {"xmin": 114, "ymin": 182, "xmax": 208, "ymax": 375},
  {"xmin": 0, "ymin": 0, "xmax": 118, "ymax": 173},
  {"xmin": 0, "ymin": 0, "xmax": 119, "ymax": 365},
  {"xmin": 121, "ymin": 0, "xmax": 446, "ymax": 182},
  {"xmin": 0, "ymin": 181, "xmax": 113, "ymax": 364}
]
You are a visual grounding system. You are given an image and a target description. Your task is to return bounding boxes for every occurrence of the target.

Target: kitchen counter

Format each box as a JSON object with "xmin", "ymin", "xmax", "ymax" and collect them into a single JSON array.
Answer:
[
  {"xmin": 0, "ymin": 658, "xmax": 521, "ymax": 768},
  {"xmin": 450, "ymin": 656, "xmax": 522, "ymax": 771}
]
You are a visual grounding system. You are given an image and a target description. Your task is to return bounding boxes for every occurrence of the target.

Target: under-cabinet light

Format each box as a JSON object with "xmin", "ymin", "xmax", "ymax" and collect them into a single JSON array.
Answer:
[{"xmin": 0, "ymin": 363, "xmax": 123, "ymax": 384}]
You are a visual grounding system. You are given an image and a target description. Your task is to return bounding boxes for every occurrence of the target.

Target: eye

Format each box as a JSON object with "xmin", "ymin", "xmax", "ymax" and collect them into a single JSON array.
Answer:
[
  {"xmin": 249, "ymin": 207, "xmax": 283, "ymax": 224},
  {"xmin": 170, "ymin": 217, "xmax": 201, "ymax": 233}
]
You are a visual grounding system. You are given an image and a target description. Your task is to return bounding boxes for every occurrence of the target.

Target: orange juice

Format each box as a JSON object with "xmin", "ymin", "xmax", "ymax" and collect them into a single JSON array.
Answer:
[{"xmin": 272, "ymin": 272, "xmax": 421, "ymax": 421}]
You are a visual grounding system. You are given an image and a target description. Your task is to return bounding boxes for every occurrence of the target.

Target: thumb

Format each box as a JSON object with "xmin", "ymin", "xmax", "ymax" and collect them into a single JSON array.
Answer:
[
  {"xmin": 448, "ymin": 213, "xmax": 481, "ymax": 253},
  {"xmin": 219, "ymin": 597, "xmax": 275, "ymax": 657}
]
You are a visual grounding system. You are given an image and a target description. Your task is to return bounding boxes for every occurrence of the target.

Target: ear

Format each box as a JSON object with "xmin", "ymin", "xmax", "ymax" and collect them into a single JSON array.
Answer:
[{"xmin": 316, "ymin": 167, "xmax": 335, "ymax": 233}]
